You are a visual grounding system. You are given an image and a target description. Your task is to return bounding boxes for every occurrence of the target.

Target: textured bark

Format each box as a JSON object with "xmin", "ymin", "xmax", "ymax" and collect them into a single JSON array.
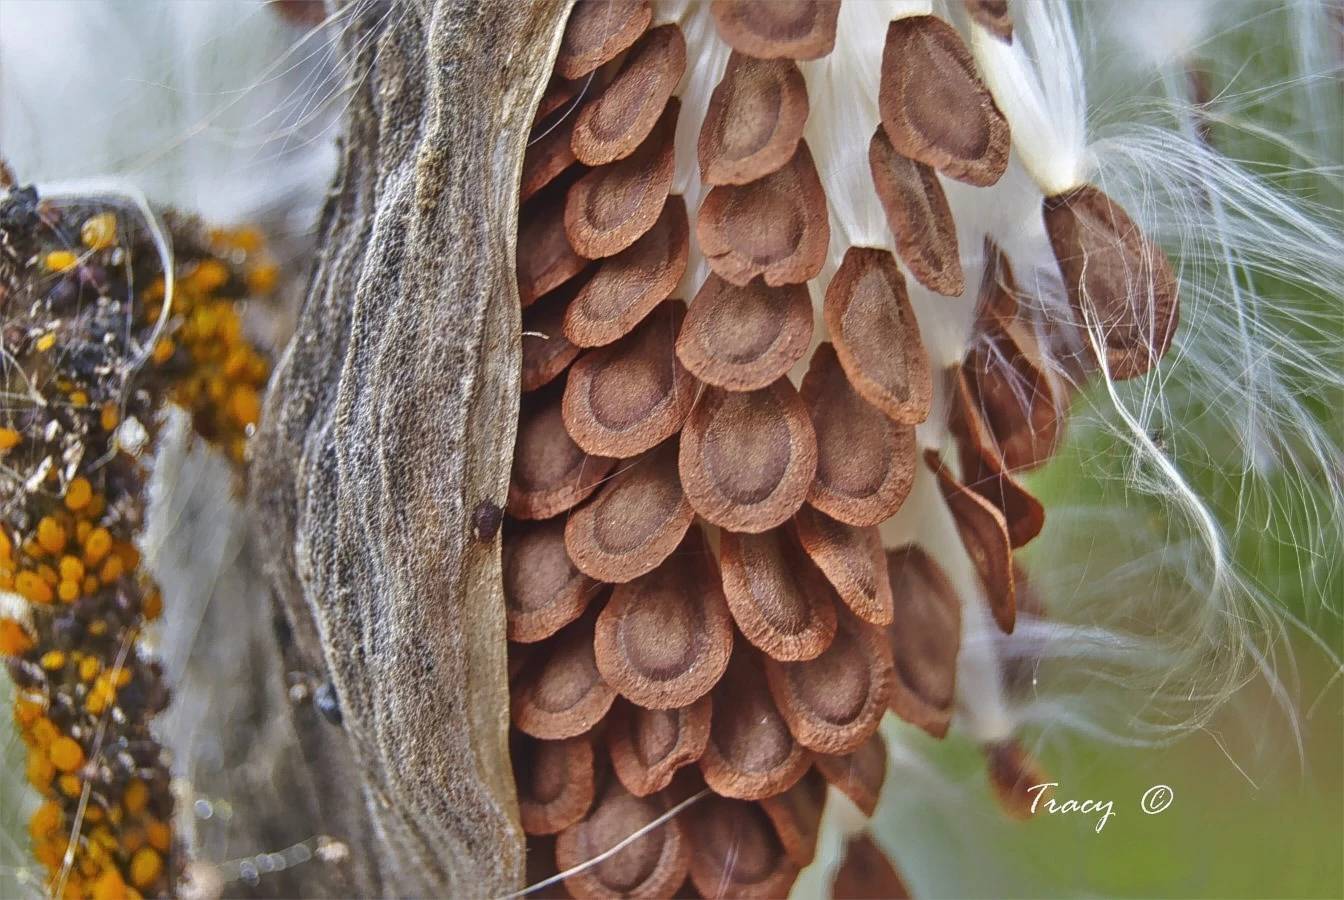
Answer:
[{"xmin": 249, "ymin": 1, "xmax": 571, "ymax": 894}]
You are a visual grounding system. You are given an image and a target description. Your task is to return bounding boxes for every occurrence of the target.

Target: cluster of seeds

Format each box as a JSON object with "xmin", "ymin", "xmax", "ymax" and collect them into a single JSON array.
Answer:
[
  {"xmin": 507, "ymin": 2, "xmax": 1178, "ymax": 897},
  {"xmin": 0, "ymin": 176, "xmax": 274, "ymax": 898}
]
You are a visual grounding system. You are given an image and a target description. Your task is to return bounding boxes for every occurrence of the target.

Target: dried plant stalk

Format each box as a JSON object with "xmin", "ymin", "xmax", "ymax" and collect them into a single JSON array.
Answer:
[{"xmin": 250, "ymin": 1, "xmax": 571, "ymax": 894}]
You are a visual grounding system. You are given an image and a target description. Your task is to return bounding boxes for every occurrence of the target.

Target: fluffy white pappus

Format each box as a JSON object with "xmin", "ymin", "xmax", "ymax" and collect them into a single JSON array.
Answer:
[
  {"xmin": 1091, "ymin": 0, "xmax": 1219, "ymax": 72},
  {"xmin": 0, "ymin": 0, "xmax": 342, "ymax": 232},
  {"xmin": 657, "ymin": 0, "xmax": 729, "ymax": 302},
  {"xmin": 939, "ymin": 0, "xmax": 1344, "ymax": 756},
  {"xmin": 801, "ymin": 0, "xmax": 930, "ymax": 258},
  {"xmin": 969, "ymin": 0, "xmax": 1088, "ymax": 195}
]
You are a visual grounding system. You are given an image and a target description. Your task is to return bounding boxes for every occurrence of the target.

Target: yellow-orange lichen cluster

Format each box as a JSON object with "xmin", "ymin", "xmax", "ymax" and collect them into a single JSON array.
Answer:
[{"xmin": 1, "ymin": 181, "xmax": 274, "ymax": 897}]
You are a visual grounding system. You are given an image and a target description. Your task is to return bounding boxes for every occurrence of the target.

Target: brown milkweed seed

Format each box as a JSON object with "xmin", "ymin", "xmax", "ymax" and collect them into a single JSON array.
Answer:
[
  {"xmin": 675, "ymin": 274, "xmax": 813, "ymax": 392},
  {"xmin": 572, "ymin": 24, "xmax": 687, "ymax": 167},
  {"xmin": 503, "ymin": 518, "xmax": 598, "ymax": 644},
  {"xmin": 759, "ymin": 768, "xmax": 827, "ymax": 867},
  {"xmin": 879, "ymin": 15, "xmax": 1010, "ymax": 186},
  {"xmin": 699, "ymin": 53, "xmax": 810, "ymax": 185},
  {"xmin": 884, "ymin": 545, "xmax": 961, "ymax": 738},
  {"xmin": 1042, "ymin": 184, "xmax": 1180, "ymax": 380},
  {"xmin": 555, "ymin": 776, "xmax": 691, "ymax": 899},
  {"xmin": 824, "ymin": 247, "xmax": 933, "ymax": 426},
  {"xmin": 521, "ymin": 280, "xmax": 585, "ymax": 392},
  {"xmin": 793, "ymin": 505, "xmax": 895, "ymax": 627},
  {"xmin": 562, "ymin": 299, "xmax": 696, "ymax": 458},
  {"xmin": 607, "ymin": 696, "xmax": 712, "ymax": 798},
  {"xmin": 709, "ymin": 0, "xmax": 841, "ymax": 61},
  {"xmin": 593, "ymin": 527, "xmax": 734, "ymax": 709},
  {"xmin": 511, "ymin": 609, "xmax": 617, "ymax": 741},
  {"xmin": 700, "ymin": 648, "xmax": 811, "ymax": 800},
  {"xmin": 813, "ymin": 730, "xmax": 889, "ymax": 817},
  {"xmin": 964, "ymin": 0, "xmax": 1014, "ymax": 43},
  {"xmin": 513, "ymin": 732, "xmax": 596, "ymax": 836},
  {"xmin": 831, "ymin": 834, "xmax": 911, "ymax": 900},
  {"xmin": 518, "ymin": 186, "xmax": 591, "ymax": 307},
  {"xmin": 564, "ymin": 195, "xmax": 689, "ymax": 348},
  {"xmin": 564, "ymin": 438, "xmax": 695, "ymax": 584},
  {"xmin": 696, "ymin": 140, "xmax": 830, "ymax": 287},
  {"xmin": 985, "ymin": 739, "xmax": 1050, "ymax": 820},
  {"xmin": 508, "ymin": 389, "xmax": 617, "ymax": 520},
  {"xmin": 926, "ymin": 449, "xmax": 1016, "ymax": 634},
  {"xmin": 566, "ymin": 99, "xmax": 679, "ymax": 259},
  {"xmin": 763, "ymin": 608, "xmax": 895, "ymax": 755},
  {"xmin": 679, "ymin": 379, "xmax": 819, "ymax": 533},
  {"xmin": 719, "ymin": 526, "xmax": 839, "ymax": 662},
  {"xmin": 869, "ymin": 126, "xmax": 964, "ymax": 297},
  {"xmin": 800, "ymin": 342, "xmax": 916, "ymax": 528},
  {"xmin": 950, "ymin": 367, "xmax": 1047, "ymax": 549},
  {"xmin": 686, "ymin": 795, "xmax": 801, "ymax": 899},
  {"xmin": 521, "ymin": 111, "xmax": 579, "ymax": 204},
  {"xmin": 535, "ymin": 75, "xmax": 586, "ymax": 126},
  {"xmin": 554, "ymin": 0, "xmax": 654, "ymax": 80}
]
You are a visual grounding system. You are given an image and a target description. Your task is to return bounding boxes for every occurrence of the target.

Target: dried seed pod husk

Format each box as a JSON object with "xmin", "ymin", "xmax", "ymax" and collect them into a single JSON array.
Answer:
[
  {"xmin": 555, "ymin": 0, "xmax": 654, "ymax": 80},
  {"xmin": 514, "ymin": 732, "xmax": 596, "ymax": 835},
  {"xmin": 1042, "ymin": 184, "xmax": 1179, "ymax": 380},
  {"xmin": 719, "ymin": 526, "xmax": 839, "ymax": 662},
  {"xmin": 878, "ymin": 15, "xmax": 1009, "ymax": 186},
  {"xmin": 608, "ymin": 696, "xmax": 712, "ymax": 797},
  {"xmin": 565, "ymin": 438, "xmax": 695, "ymax": 583},
  {"xmin": 679, "ymin": 379, "xmax": 818, "ymax": 533},
  {"xmin": 565, "ymin": 196, "xmax": 689, "ymax": 348},
  {"xmin": 686, "ymin": 795, "xmax": 801, "ymax": 899},
  {"xmin": 566, "ymin": 99, "xmax": 680, "ymax": 259},
  {"xmin": 884, "ymin": 545, "xmax": 961, "ymax": 738},
  {"xmin": 697, "ymin": 140, "xmax": 830, "ymax": 287},
  {"xmin": 251, "ymin": 3, "xmax": 575, "ymax": 894},
  {"xmin": 572, "ymin": 24, "xmax": 687, "ymax": 166},
  {"xmin": 793, "ymin": 505, "xmax": 894, "ymax": 627},
  {"xmin": 800, "ymin": 342, "xmax": 916, "ymax": 528},
  {"xmin": 764, "ymin": 608, "xmax": 895, "ymax": 755},
  {"xmin": 510, "ymin": 387, "xmax": 618, "ymax": 520},
  {"xmin": 709, "ymin": 0, "xmax": 840, "ymax": 60},
  {"xmin": 592, "ymin": 527, "xmax": 734, "ymax": 710},
  {"xmin": 830, "ymin": 835, "xmax": 911, "ymax": 900},
  {"xmin": 504, "ymin": 518, "xmax": 599, "ymax": 644},
  {"xmin": 814, "ymin": 730, "xmax": 888, "ymax": 817},
  {"xmin": 675, "ymin": 274, "xmax": 813, "ymax": 392},
  {"xmin": 699, "ymin": 53, "xmax": 810, "ymax": 185},
  {"xmin": 925, "ymin": 449, "xmax": 1016, "ymax": 633},
  {"xmin": 869, "ymin": 127, "xmax": 964, "ymax": 296},
  {"xmin": 823, "ymin": 247, "xmax": 933, "ymax": 426},
  {"xmin": 556, "ymin": 776, "xmax": 691, "ymax": 899},
  {"xmin": 563, "ymin": 299, "xmax": 696, "ymax": 458},
  {"xmin": 759, "ymin": 767, "xmax": 827, "ymax": 867},
  {"xmin": 512, "ymin": 608, "xmax": 617, "ymax": 741},
  {"xmin": 700, "ymin": 648, "xmax": 812, "ymax": 800}
]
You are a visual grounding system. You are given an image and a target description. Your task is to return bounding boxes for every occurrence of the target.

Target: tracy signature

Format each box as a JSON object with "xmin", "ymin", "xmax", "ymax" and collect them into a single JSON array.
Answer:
[{"xmin": 1025, "ymin": 782, "xmax": 1174, "ymax": 832}]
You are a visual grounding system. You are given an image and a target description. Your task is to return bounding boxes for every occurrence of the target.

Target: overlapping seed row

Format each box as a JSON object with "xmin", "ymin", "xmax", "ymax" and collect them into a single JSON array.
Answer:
[
  {"xmin": 508, "ymin": 2, "xmax": 1181, "ymax": 896},
  {"xmin": 1, "ymin": 179, "xmax": 273, "ymax": 899}
]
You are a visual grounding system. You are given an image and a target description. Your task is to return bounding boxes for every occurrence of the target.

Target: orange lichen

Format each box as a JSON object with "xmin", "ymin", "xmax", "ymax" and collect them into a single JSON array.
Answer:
[{"xmin": 2, "ymin": 188, "xmax": 278, "ymax": 896}]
